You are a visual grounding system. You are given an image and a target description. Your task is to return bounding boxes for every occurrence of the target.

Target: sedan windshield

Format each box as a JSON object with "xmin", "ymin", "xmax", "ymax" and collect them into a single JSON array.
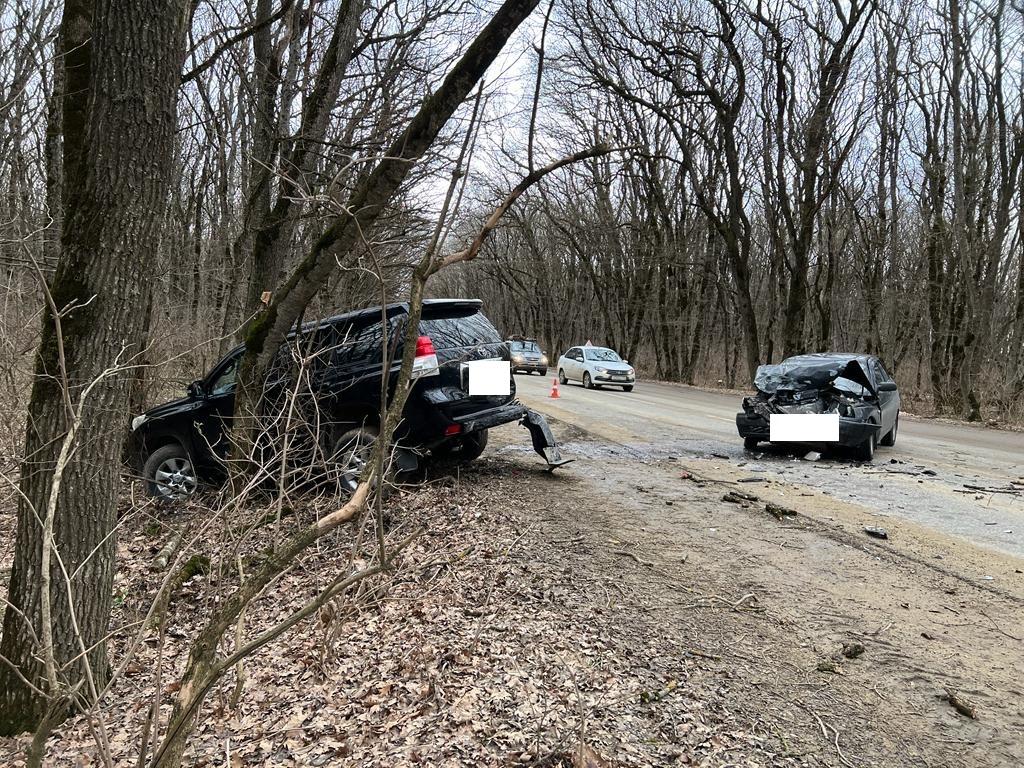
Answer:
[
  {"xmin": 512, "ymin": 341, "xmax": 540, "ymax": 353},
  {"xmin": 585, "ymin": 348, "xmax": 621, "ymax": 362}
]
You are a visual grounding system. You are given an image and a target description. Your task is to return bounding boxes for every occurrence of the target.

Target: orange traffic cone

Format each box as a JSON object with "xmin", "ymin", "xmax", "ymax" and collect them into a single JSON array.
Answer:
[{"xmin": 550, "ymin": 377, "xmax": 560, "ymax": 398}]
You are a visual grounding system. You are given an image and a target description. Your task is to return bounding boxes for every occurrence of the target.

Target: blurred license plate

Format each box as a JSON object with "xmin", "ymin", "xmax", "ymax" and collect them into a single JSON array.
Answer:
[{"xmin": 769, "ymin": 413, "xmax": 839, "ymax": 442}]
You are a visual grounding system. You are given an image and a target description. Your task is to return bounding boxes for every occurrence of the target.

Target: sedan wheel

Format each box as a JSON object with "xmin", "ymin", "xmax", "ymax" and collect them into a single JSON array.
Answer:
[
  {"xmin": 854, "ymin": 431, "xmax": 875, "ymax": 462},
  {"xmin": 880, "ymin": 415, "xmax": 898, "ymax": 447},
  {"xmin": 558, "ymin": 369, "xmax": 568, "ymax": 385},
  {"xmin": 583, "ymin": 372, "xmax": 593, "ymax": 389}
]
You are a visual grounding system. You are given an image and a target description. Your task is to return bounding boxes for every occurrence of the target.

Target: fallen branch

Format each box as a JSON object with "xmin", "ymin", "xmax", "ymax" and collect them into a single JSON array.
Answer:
[
  {"xmin": 962, "ymin": 484, "xmax": 1022, "ymax": 495},
  {"xmin": 941, "ymin": 688, "xmax": 978, "ymax": 719},
  {"xmin": 723, "ymin": 490, "xmax": 758, "ymax": 504},
  {"xmin": 810, "ymin": 711, "xmax": 858, "ymax": 768},
  {"xmin": 149, "ymin": 528, "xmax": 184, "ymax": 572},
  {"xmin": 731, "ymin": 592, "xmax": 758, "ymax": 610},
  {"xmin": 765, "ymin": 502, "xmax": 797, "ymax": 520},
  {"xmin": 677, "ymin": 592, "xmax": 763, "ymax": 612},
  {"xmin": 612, "ymin": 550, "xmax": 654, "ymax": 568},
  {"xmin": 979, "ymin": 609, "xmax": 1023, "ymax": 641}
]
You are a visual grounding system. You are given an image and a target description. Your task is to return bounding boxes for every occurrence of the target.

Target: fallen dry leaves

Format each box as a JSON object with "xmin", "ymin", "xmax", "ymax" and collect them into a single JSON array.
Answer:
[{"xmin": 0, "ymin": 459, "xmax": 793, "ymax": 767}]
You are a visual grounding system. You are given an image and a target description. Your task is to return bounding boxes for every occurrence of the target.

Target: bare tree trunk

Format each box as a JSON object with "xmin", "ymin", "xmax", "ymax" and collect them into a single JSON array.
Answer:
[
  {"xmin": 0, "ymin": 0, "xmax": 186, "ymax": 734},
  {"xmin": 243, "ymin": 0, "xmax": 365, "ymax": 318},
  {"xmin": 233, "ymin": 0, "xmax": 541, "ymax": 449}
]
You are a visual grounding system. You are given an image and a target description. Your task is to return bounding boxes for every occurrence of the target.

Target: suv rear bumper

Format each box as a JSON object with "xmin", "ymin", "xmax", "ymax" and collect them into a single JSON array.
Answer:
[
  {"xmin": 452, "ymin": 402, "xmax": 528, "ymax": 433},
  {"xmin": 449, "ymin": 402, "xmax": 571, "ymax": 470}
]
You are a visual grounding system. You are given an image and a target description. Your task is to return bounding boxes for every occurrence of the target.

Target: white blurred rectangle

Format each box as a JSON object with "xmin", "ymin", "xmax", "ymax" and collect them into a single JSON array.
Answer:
[
  {"xmin": 467, "ymin": 360, "xmax": 510, "ymax": 396},
  {"xmin": 769, "ymin": 413, "xmax": 839, "ymax": 442}
]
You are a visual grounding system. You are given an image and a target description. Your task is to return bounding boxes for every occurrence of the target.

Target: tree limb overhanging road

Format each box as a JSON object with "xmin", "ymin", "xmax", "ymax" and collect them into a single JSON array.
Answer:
[{"xmin": 515, "ymin": 374, "xmax": 1024, "ymax": 559}]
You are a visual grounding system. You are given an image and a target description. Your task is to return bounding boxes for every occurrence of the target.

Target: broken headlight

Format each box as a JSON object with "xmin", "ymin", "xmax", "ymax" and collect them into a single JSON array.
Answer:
[{"xmin": 832, "ymin": 397, "xmax": 856, "ymax": 417}]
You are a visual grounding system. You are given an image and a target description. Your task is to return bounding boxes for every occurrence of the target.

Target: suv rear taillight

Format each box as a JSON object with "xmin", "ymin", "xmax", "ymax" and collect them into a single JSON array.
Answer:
[
  {"xmin": 411, "ymin": 334, "xmax": 439, "ymax": 379},
  {"xmin": 415, "ymin": 335, "xmax": 435, "ymax": 356}
]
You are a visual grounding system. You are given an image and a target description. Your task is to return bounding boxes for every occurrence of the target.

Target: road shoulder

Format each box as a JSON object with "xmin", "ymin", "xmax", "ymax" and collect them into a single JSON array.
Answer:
[{"xmin": 495, "ymin": 421, "xmax": 1024, "ymax": 767}]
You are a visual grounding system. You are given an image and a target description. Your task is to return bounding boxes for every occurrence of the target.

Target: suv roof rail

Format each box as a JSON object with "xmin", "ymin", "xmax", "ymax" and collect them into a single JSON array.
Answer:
[
  {"xmin": 225, "ymin": 299, "xmax": 485, "ymax": 358},
  {"xmin": 291, "ymin": 298, "xmax": 483, "ymax": 334}
]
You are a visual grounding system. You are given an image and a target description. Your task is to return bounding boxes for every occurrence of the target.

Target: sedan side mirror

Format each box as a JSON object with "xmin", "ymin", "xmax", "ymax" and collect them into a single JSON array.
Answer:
[
  {"xmin": 187, "ymin": 380, "xmax": 204, "ymax": 398},
  {"xmin": 877, "ymin": 381, "xmax": 898, "ymax": 392}
]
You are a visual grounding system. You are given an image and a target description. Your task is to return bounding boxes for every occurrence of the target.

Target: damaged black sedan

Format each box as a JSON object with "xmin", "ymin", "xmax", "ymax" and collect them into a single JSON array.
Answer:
[{"xmin": 736, "ymin": 353, "xmax": 900, "ymax": 461}]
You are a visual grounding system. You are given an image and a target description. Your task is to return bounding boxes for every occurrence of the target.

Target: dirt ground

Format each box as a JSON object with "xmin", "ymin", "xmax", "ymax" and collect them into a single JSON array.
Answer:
[
  {"xmin": 1, "ymin": 418, "xmax": 1022, "ymax": 766},
  {"xmin": 492, "ymin": 419, "xmax": 1024, "ymax": 767}
]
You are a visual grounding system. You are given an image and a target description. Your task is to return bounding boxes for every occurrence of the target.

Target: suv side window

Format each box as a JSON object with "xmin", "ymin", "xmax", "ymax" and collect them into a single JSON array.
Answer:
[
  {"xmin": 330, "ymin": 320, "xmax": 389, "ymax": 369},
  {"xmin": 209, "ymin": 354, "xmax": 241, "ymax": 395}
]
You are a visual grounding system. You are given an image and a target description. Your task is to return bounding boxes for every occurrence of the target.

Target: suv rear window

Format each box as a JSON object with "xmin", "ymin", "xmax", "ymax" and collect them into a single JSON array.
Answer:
[{"xmin": 420, "ymin": 310, "xmax": 502, "ymax": 350}]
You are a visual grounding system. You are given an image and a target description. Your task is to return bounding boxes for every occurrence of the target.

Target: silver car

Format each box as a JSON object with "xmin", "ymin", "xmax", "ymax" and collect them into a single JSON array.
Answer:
[{"xmin": 557, "ymin": 345, "xmax": 635, "ymax": 391}]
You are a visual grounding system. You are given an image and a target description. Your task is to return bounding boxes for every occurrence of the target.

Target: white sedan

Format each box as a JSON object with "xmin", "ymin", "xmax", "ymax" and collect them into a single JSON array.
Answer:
[{"xmin": 557, "ymin": 345, "xmax": 635, "ymax": 391}]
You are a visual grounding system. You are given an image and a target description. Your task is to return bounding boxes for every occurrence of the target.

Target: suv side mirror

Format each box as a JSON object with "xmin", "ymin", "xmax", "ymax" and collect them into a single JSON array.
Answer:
[
  {"xmin": 187, "ymin": 380, "xmax": 204, "ymax": 398},
  {"xmin": 877, "ymin": 381, "xmax": 898, "ymax": 392}
]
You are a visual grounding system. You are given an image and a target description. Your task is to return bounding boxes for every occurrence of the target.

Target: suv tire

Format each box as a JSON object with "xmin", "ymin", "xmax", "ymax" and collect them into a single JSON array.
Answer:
[
  {"xmin": 743, "ymin": 436, "xmax": 759, "ymax": 450},
  {"xmin": 434, "ymin": 428, "xmax": 489, "ymax": 462},
  {"xmin": 143, "ymin": 443, "xmax": 198, "ymax": 501},
  {"xmin": 459, "ymin": 429, "xmax": 489, "ymax": 461},
  {"xmin": 331, "ymin": 426, "xmax": 380, "ymax": 494}
]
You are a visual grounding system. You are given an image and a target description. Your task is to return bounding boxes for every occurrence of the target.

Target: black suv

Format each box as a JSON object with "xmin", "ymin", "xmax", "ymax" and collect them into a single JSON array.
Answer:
[{"xmin": 127, "ymin": 299, "xmax": 568, "ymax": 499}]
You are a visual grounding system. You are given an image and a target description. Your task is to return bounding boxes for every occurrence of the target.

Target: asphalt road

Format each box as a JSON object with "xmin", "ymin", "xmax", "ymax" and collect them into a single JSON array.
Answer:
[{"xmin": 513, "ymin": 372, "xmax": 1024, "ymax": 560}]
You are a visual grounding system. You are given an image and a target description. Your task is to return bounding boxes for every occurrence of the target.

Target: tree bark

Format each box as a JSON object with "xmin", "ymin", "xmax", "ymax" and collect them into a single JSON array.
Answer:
[
  {"xmin": 233, "ymin": 0, "xmax": 541, "ymax": 447},
  {"xmin": 242, "ymin": 0, "xmax": 365, "ymax": 317},
  {"xmin": 0, "ymin": 0, "xmax": 186, "ymax": 734}
]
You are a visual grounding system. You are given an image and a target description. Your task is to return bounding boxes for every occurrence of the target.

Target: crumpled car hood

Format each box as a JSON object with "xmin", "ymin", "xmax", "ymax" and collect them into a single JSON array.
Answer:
[{"xmin": 754, "ymin": 357, "xmax": 875, "ymax": 396}]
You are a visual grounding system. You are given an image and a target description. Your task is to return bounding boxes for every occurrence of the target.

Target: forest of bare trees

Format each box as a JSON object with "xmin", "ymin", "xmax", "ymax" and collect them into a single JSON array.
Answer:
[
  {"xmin": 0, "ymin": 0, "xmax": 1023, "ymax": 761},
  {"xmin": 4, "ymin": 1, "xmax": 1024, "ymax": 421},
  {"xmin": 436, "ymin": 0, "xmax": 1024, "ymax": 423}
]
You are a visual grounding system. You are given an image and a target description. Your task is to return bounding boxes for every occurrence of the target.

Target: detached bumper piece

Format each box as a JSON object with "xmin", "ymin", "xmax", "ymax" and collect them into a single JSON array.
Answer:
[
  {"xmin": 520, "ymin": 409, "xmax": 573, "ymax": 470},
  {"xmin": 451, "ymin": 402, "xmax": 571, "ymax": 470}
]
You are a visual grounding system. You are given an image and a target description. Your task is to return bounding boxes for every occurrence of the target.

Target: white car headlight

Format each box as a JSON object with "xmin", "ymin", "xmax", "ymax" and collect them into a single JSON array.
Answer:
[
  {"xmin": 541, "ymin": 355, "xmax": 548, "ymax": 364},
  {"xmin": 595, "ymin": 366, "xmax": 608, "ymax": 372},
  {"xmin": 627, "ymin": 367, "xmax": 634, "ymax": 375},
  {"xmin": 131, "ymin": 414, "xmax": 148, "ymax": 431}
]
